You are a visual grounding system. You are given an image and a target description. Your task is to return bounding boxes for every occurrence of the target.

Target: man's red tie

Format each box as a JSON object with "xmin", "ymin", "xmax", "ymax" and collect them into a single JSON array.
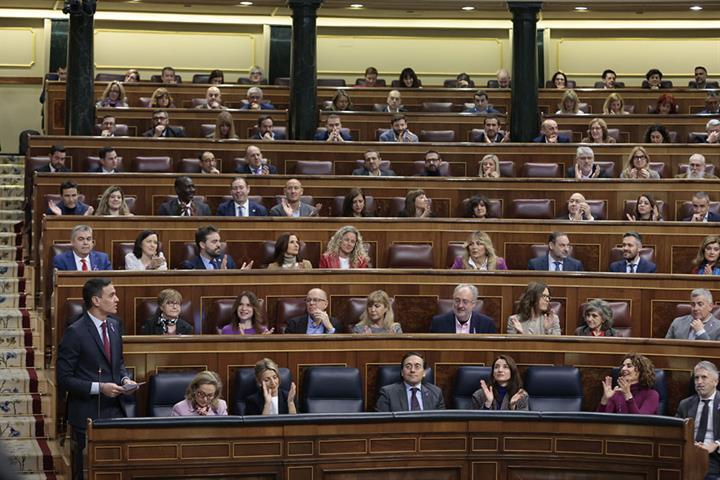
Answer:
[
  {"xmin": 81, "ymin": 259, "xmax": 88, "ymax": 271},
  {"xmin": 101, "ymin": 322, "xmax": 111, "ymax": 360}
]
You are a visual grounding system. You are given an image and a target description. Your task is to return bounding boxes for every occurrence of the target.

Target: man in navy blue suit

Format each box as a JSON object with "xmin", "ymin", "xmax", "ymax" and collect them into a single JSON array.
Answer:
[
  {"xmin": 46, "ymin": 181, "xmax": 93, "ymax": 216},
  {"xmin": 179, "ymin": 225, "xmax": 251, "ymax": 270},
  {"xmin": 57, "ymin": 278, "xmax": 136, "ymax": 480},
  {"xmin": 235, "ymin": 145, "xmax": 278, "ymax": 175},
  {"xmin": 88, "ymin": 146, "xmax": 120, "ymax": 173},
  {"xmin": 609, "ymin": 232, "xmax": 657, "ymax": 273},
  {"xmin": 684, "ymin": 192, "xmax": 720, "ymax": 222},
  {"xmin": 216, "ymin": 177, "xmax": 267, "ymax": 217},
  {"xmin": 430, "ymin": 284, "xmax": 496, "ymax": 334},
  {"xmin": 528, "ymin": 231, "xmax": 584, "ymax": 271},
  {"xmin": 533, "ymin": 119, "xmax": 571, "ymax": 143},
  {"xmin": 53, "ymin": 225, "xmax": 112, "ymax": 272},
  {"xmin": 313, "ymin": 114, "xmax": 352, "ymax": 142}
]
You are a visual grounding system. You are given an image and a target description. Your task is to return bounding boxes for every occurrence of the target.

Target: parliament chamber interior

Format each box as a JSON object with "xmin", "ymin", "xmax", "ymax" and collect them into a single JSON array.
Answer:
[{"xmin": 1, "ymin": 0, "xmax": 720, "ymax": 478}]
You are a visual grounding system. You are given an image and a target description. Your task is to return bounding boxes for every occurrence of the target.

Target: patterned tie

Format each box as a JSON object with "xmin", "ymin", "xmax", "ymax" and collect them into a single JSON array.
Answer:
[
  {"xmin": 628, "ymin": 263, "xmax": 636, "ymax": 273},
  {"xmin": 410, "ymin": 388, "xmax": 421, "ymax": 411},
  {"xmin": 695, "ymin": 399, "xmax": 710, "ymax": 442},
  {"xmin": 553, "ymin": 261, "xmax": 562, "ymax": 272},
  {"xmin": 81, "ymin": 258, "xmax": 88, "ymax": 271},
  {"xmin": 239, "ymin": 205, "xmax": 245, "ymax": 217},
  {"xmin": 101, "ymin": 322, "xmax": 111, "ymax": 360}
]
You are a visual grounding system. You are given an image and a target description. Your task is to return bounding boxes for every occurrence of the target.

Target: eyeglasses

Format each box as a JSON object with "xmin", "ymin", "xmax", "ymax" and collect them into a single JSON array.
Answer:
[
  {"xmin": 453, "ymin": 298, "xmax": 474, "ymax": 306},
  {"xmin": 195, "ymin": 390, "xmax": 216, "ymax": 399},
  {"xmin": 541, "ymin": 294, "xmax": 552, "ymax": 300},
  {"xmin": 305, "ymin": 297, "xmax": 327, "ymax": 304},
  {"xmin": 632, "ymin": 155, "xmax": 646, "ymax": 160}
]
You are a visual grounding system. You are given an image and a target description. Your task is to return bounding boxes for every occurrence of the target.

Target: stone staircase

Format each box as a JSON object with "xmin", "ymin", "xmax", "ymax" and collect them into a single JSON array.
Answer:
[{"xmin": 0, "ymin": 155, "xmax": 60, "ymax": 479}]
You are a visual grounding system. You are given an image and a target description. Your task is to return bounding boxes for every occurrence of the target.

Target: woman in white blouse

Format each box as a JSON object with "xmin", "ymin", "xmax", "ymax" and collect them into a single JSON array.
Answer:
[{"xmin": 125, "ymin": 230, "xmax": 167, "ymax": 270}]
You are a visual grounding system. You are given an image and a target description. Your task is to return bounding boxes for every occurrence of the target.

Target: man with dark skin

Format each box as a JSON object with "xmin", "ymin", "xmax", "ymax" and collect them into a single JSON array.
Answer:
[{"xmin": 157, "ymin": 176, "xmax": 211, "ymax": 216}]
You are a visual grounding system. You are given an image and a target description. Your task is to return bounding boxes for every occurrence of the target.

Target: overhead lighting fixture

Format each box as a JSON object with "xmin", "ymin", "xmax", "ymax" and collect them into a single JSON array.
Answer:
[
  {"xmin": 574, "ymin": 6, "xmax": 589, "ymax": 11},
  {"xmin": 690, "ymin": 5, "xmax": 703, "ymax": 10},
  {"xmin": 237, "ymin": 1, "xmax": 253, "ymax": 5},
  {"xmin": 461, "ymin": 6, "xmax": 475, "ymax": 11},
  {"xmin": 349, "ymin": 3, "xmax": 364, "ymax": 8}
]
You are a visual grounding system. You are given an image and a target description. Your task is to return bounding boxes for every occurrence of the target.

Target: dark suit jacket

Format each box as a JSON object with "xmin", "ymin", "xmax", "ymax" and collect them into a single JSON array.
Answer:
[
  {"xmin": 351, "ymin": 167, "xmax": 396, "ymax": 176},
  {"xmin": 141, "ymin": 126, "xmax": 184, "ymax": 138},
  {"xmin": 566, "ymin": 164, "xmax": 609, "ymax": 178},
  {"xmin": 140, "ymin": 315, "xmax": 194, "ymax": 335},
  {"xmin": 381, "ymin": 106, "xmax": 407, "ymax": 113},
  {"xmin": 245, "ymin": 389, "xmax": 293, "ymax": 415},
  {"xmin": 53, "ymin": 250, "xmax": 112, "ymax": 271},
  {"xmin": 179, "ymin": 254, "xmax": 237, "ymax": 270},
  {"xmin": 56, "ymin": 313, "xmax": 129, "ymax": 428},
  {"xmin": 430, "ymin": 311, "xmax": 496, "ymax": 334},
  {"xmin": 157, "ymin": 198, "xmax": 211, "ymax": 216},
  {"xmin": 472, "ymin": 131, "xmax": 506, "ymax": 143},
  {"xmin": 683, "ymin": 212, "xmax": 720, "ymax": 222},
  {"xmin": 235, "ymin": 163, "xmax": 279, "ymax": 175},
  {"xmin": 313, "ymin": 130, "xmax": 352, "ymax": 141},
  {"xmin": 250, "ymin": 131, "xmax": 287, "ymax": 140},
  {"xmin": 532, "ymin": 134, "xmax": 571, "ymax": 143},
  {"xmin": 676, "ymin": 394, "xmax": 720, "ymax": 474},
  {"xmin": 285, "ymin": 314, "xmax": 341, "ymax": 334},
  {"xmin": 216, "ymin": 199, "xmax": 268, "ymax": 217},
  {"xmin": 46, "ymin": 200, "xmax": 90, "ymax": 216},
  {"xmin": 89, "ymin": 166, "xmax": 121, "ymax": 173},
  {"xmin": 376, "ymin": 381, "xmax": 445, "ymax": 412},
  {"xmin": 688, "ymin": 80, "xmax": 720, "ymax": 89},
  {"xmin": 239, "ymin": 102, "xmax": 275, "ymax": 110},
  {"xmin": 609, "ymin": 258, "xmax": 657, "ymax": 273},
  {"xmin": 36, "ymin": 164, "xmax": 69, "ymax": 173},
  {"xmin": 528, "ymin": 255, "xmax": 584, "ymax": 271}
]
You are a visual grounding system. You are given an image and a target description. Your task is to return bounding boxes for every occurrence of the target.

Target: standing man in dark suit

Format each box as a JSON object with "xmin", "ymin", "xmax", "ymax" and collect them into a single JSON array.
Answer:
[
  {"xmin": 57, "ymin": 278, "xmax": 136, "ymax": 480},
  {"xmin": 532, "ymin": 119, "xmax": 571, "ymax": 143},
  {"xmin": 609, "ymin": 232, "xmax": 657, "ymax": 273},
  {"xmin": 36, "ymin": 144, "xmax": 69, "ymax": 173},
  {"xmin": 685, "ymin": 192, "xmax": 720, "ymax": 222},
  {"xmin": 52, "ymin": 225, "xmax": 112, "ymax": 271},
  {"xmin": 528, "ymin": 231, "xmax": 584, "ymax": 272},
  {"xmin": 179, "ymin": 225, "xmax": 250, "ymax": 270},
  {"xmin": 430, "ymin": 284, "xmax": 496, "ymax": 334},
  {"xmin": 157, "ymin": 176, "xmax": 211, "ymax": 216},
  {"xmin": 376, "ymin": 352, "xmax": 445, "ymax": 412},
  {"xmin": 676, "ymin": 361, "xmax": 720, "ymax": 479},
  {"xmin": 216, "ymin": 177, "xmax": 267, "ymax": 217},
  {"xmin": 285, "ymin": 288, "xmax": 341, "ymax": 334},
  {"xmin": 142, "ymin": 110, "xmax": 184, "ymax": 138}
]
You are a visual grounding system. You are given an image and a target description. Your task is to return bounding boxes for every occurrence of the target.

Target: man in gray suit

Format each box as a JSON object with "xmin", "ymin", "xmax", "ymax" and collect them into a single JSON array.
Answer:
[
  {"xmin": 666, "ymin": 289, "xmax": 720, "ymax": 340},
  {"xmin": 376, "ymin": 352, "xmax": 445, "ymax": 412},
  {"xmin": 676, "ymin": 361, "xmax": 720, "ymax": 478},
  {"xmin": 269, "ymin": 178, "xmax": 317, "ymax": 217}
]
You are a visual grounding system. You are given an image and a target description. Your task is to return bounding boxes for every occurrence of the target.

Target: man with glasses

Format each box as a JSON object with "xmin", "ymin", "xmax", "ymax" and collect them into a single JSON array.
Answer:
[
  {"xmin": 684, "ymin": 192, "xmax": 720, "ymax": 222},
  {"xmin": 675, "ymin": 154, "xmax": 718, "ymax": 180},
  {"xmin": 376, "ymin": 351, "xmax": 445, "ymax": 412},
  {"xmin": 142, "ymin": 110, "xmax": 184, "ymax": 138},
  {"xmin": 430, "ymin": 284, "xmax": 496, "ymax": 333},
  {"xmin": 284, "ymin": 288, "xmax": 341, "ymax": 334}
]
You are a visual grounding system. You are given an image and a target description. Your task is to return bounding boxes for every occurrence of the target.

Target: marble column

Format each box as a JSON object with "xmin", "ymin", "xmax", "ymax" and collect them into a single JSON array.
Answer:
[
  {"xmin": 508, "ymin": 2, "xmax": 542, "ymax": 142},
  {"xmin": 287, "ymin": 0, "xmax": 323, "ymax": 140},
  {"xmin": 65, "ymin": 0, "xmax": 96, "ymax": 136}
]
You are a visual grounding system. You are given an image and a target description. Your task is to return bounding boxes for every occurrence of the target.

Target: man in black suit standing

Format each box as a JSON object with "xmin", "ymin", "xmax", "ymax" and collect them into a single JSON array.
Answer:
[
  {"xmin": 376, "ymin": 352, "xmax": 445, "ymax": 412},
  {"xmin": 430, "ymin": 284, "xmax": 496, "ymax": 334},
  {"xmin": 528, "ymin": 231, "xmax": 584, "ymax": 272},
  {"xmin": 685, "ymin": 192, "xmax": 720, "ymax": 222},
  {"xmin": 676, "ymin": 361, "xmax": 720, "ymax": 479},
  {"xmin": 36, "ymin": 144, "xmax": 69, "ymax": 173},
  {"xmin": 57, "ymin": 278, "xmax": 136, "ymax": 480},
  {"xmin": 157, "ymin": 176, "xmax": 211, "ymax": 216},
  {"xmin": 284, "ymin": 288, "xmax": 341, "ymax": 334}
]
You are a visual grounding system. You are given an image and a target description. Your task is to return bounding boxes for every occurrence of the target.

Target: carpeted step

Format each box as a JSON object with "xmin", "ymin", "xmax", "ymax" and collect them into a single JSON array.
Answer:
[
  {"xmin": 0, "ymin": 393, "xmax": 49, "ymax": 415},
  {"xmin": 0, "ymin": 186, "xmax": 23, "ymax": 197},
  {"xmin": 0, "ymin": 368, "xmax": 46, "ymax": 394},
  {"xmin": 0, "ymin": 262, "xmax": 25, "ymax": 278},
  {"xmin": 3, "ymin": 438, "xmax": 56, "ymax": 474},
  {"xmin": 0, "ymin": 293, "xmax": 27, "ymax": 308},
  {"xmin": 0, "ymin": 197, "xmax": 23, "ymax": 210},
  {"xmin": 0, "ymin": 414, "xmax": 48, "ymax": 438},
  {"xmin": 0, "ymin": 278, "xmax": 26, "ymax": 293},
  {"xmin": 0, "ymin": 232, "xmax": 22, "ymax": 247},
  {"xmin": 1, "ymin": 210, "xmax": 23, "ymax": 221},
  {"xmin": 0, "ymin": 246, "xmax": 22, "ymax": 262},
  {"xmin": 0, "ymin": 308, "xmax": 31, "ymax": 329},
  {"xmin": 0, "ymin": 174, "xmax": 22, "ymax": 185},
  {"xmin": 0, "ymin": 329, "xmax": 33, "ymax": 348},
  {"xmin": 0, "ymin": 222, "xmax": 22, "ymax": 234},
  {"xmin": 0, "ymin": 164, "xmax": 22, "ymax": 175},
  {"xmin": 0, "ymin": 348, "xmax": 39, "ymax": 368}
]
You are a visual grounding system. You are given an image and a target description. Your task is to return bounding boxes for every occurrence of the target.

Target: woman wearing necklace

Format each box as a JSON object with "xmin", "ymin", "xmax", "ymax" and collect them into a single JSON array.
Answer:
[
  {"xmin": 140, "ymin": 289, "xmax": 193, "ymax": 335},
  {"xmin": 451, "ymin": 231, "xmax": 507, "ymax": 271},
  {"xmin": 171, "ymin": 371, "xmax": 227, "ymax": 416},
  {"xmin": 507, "ymin": 282, "xmax": 561, "ymax": 335},
  {"xmin": 219, "ymin": 291, "xmax": 273, "ymax": 335},
  {"xmin": 267, "ymin": 232, "xmax": 313, "ymax": 270}
]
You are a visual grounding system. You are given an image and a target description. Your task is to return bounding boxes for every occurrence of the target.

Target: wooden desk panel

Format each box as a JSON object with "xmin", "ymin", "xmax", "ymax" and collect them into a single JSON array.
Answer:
[{"xmin": 87, "ymin": 414, "xmax": 705, "ymax": 480}]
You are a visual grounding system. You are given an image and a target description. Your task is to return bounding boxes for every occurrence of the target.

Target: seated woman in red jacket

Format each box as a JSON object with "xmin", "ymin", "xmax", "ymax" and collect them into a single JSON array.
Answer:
[
  {"xmin": 597, "ymin": 353, "xmax": 659, "ymax": 414},
  {"xmin": 319, "ymin": 225, "xmax": 370, "ymax": 269}
]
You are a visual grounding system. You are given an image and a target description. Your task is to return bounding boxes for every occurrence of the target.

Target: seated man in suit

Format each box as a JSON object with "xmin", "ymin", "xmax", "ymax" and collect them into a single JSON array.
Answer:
[
  {"xmin": 676, "ymin": 361, "xmax": 720, "ymax": 479},
  {"xmin": 285, "ymin": 288, "xmax": 341, "ymax": 334},
  {"xmin": 99, "ymin": 115, "xmax": 117, "ymax": 137},
  {"xmin": 89, "ymin": 146, "xmax": 120, "ymax": 173},
  {"xmin": 216, "ymin": 177, "xmax": 267, "ymax": 217},
  {"xmin": 382, "ymin": 90, "xmax": 406, "ymax": 113},
  {"xmin": 675, "ymin": 154, "xmax": 718, "ymax": 180},
  {"xmin": 251, "ymin": 115, "xmax": 286, "ymax": 141},
  {"xmin": 142, "ymin": 110, "xmax": 184, "ymax": 138},
  {"xmin": 609, "ymin": 232, "xmax": 657, "ymax": 273},
  {"xmin": 474, "ymin": 115, "xmax": 508, "ymax": 143},
  {"xmin": 36, "ymin": 144, "xmax": 69, "ymax": 173},
  {"xmin": 666, "ymin": 289, "xmax": 720, "ymax": 340},
  {"xmin": 53, "ymin": 224, "xmax": 111, "ymax": 271},
  {"xmin": 352, "ymin": 149, "xmax": 396, "ymax": 176},
  {"xmin": 199, "ymin": 151, "xmax": 220, "ymax": 175},
  {"xmin": 528, "ymin": 231, "xmax": 584, "ymax": 272},
  {"xmin": 463, "ymin": 90, "xmax": 500, "ymax": 114},
  {"xmin": 533, "ymin": 119, "xmax": 571, "ymax": 143},
  {"xmin": 704, "ymin": 119, "xmax": 720, "ymax": 144},
  {"xmin": 416, "ymin": 150, "xmax": 448, "ymax": 177},
  {"xmin": 195, "ymin": 86, "xmax": 226, "ymax": 110},
  {"xmin": 685, "ymin": 192, "xmax": 720, "ymax": 222},
  {"xmin": 379, "ymin": 114, "xmax": 418, "ymax": 143},
  {"xmin": 689, "ymin": 66, "xmax": 719, "ymax": 89},
  {"xmin": 179, "ymin": 225, "xmax": 250, "ymax": 270},
  {"xmin": 235, "ymin": 145, "xmax": 278, "ymax": 175},
  {"xmin": 46, "ymin": 180, "xmax": 93, "ymax": 216},
  {"xmin": 430, "ymin": 284, "xmax": 496, "ymax": 334},
  {"xmin": 314, "ymin": 114, "xmax": 352, "ymax": 142},
  {"xmin": 239, "ymin": 87, "xmax": 275, "ymax": 110},
  {"xmin": 700, "ymin": 93, "xmax": 720, "ymax": 115},
  {"xmin": 376, "ymin": 352, "xmax": 445, "ymax": 412},
  {"xmin": 57, "ymin": 278, "xmax": 136, "ymax": 480},
  {"xmin": 160, "ymin": 66, "xmax": 177, "ymax": 84},
  {"xmin": 157, "ymin": 176, "xmax": 211, "ymax": 216},
  {"xmin": 269, "ymin": 178, "xmax": 317, "ymax": 217},
  {"xmin": 567, "ymin": 146, "xmax": 608, "ymax": 179},
  {"xmin": 496, "ymin": 69, "xmax": 510, "ymax": 88}
]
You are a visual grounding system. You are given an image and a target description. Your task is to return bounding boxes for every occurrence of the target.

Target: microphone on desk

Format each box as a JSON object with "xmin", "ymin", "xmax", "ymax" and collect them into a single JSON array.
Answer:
[{"xmin": 97, "ymin": 368, "xmax": 102, "ymax": 420}]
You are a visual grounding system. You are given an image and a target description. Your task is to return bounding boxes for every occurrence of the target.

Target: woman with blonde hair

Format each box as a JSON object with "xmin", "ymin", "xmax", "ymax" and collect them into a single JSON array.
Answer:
[
  {"xmin": 246, "ymin": 358, "xmax": 297, "ymax": 415},
  {"xmin": 352, "ymin": 290, "xmax": 402, "ymax": 334},
  {"xmin": 602, "ymin": 92, "xmax": 629, "ymax": 115},
  {"xmin": 150, "ymin": 87, "xmax": 175, "ymax": 108},
  {"xmin": 451, "ymin": 231, "xmax": 507, "ymax": 271},
  {"xmin": 620, "ymin": 146, "xmax": 660, "ymax": 179},
  {"xmin": 211, "ymin": 111, "xmax": 239, "ymax": 140},
  {"xmin": 478, "ymin": 154, "xmax": 501, "ymax": 178},
  {"xmin": 96, "ymin": 81, "xmax": 128, "ymax": 108},
  {"xmin": 556, "ymin": 89, "xmax": 585, "ymax": 115},
  {"xmin": 581, "ymin": 118, "xmax": 616, "ymax": 144},
  {"xmin": 124, "ymin": 69, "xmax": 140, "ymax": 82},
  {"xmin": 171, "ymin": 371, "xmax": 227, "ymax": 416},
  {"xmin": 319, "ymin": 225, "xmax": 370, "ymax": 269},
  {"xmin": 327, "ymin": 90, "xmax": 353, "ymax": 111},
  {"xmin": 95, "ymin": 185, "xmax": 133, "ymax": 216}
]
